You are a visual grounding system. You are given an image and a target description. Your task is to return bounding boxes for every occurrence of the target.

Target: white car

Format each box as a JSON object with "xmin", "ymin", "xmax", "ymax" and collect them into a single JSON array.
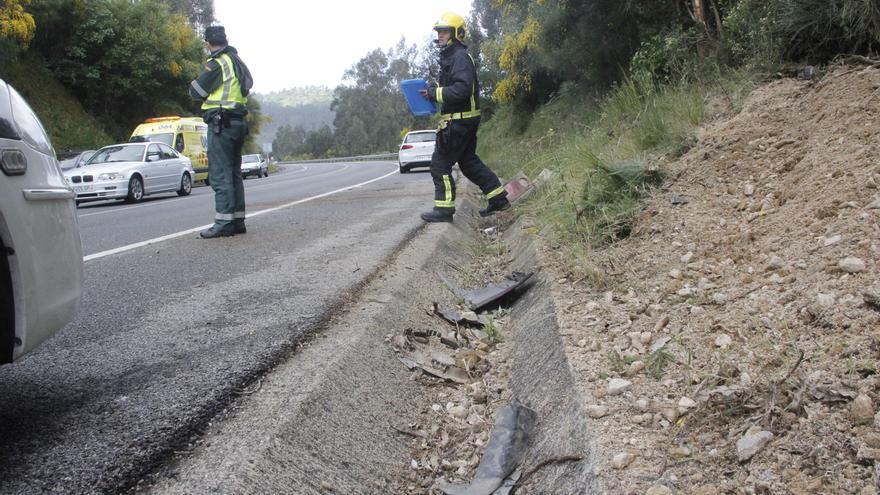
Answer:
[
  {"xmin": 397, "ymin": 130, "xmax": 436, "ymax": 173},
  {"xmin": 65, "ymin": 142, "xmax": 194, "ymax": 204},
  {"xmin": 0, "ymin": 78, "xmax": 83, "ymax": 363},
  {"xmin": 241, "ymin": 153, "xmax": 268, "ymax": 179}
]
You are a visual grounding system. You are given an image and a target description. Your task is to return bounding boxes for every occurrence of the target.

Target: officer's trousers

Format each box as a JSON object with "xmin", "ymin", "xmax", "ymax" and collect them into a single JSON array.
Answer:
[
  {"xmin": 207, "ymin": 119, "xmax": 247, "ymax": 228},
  {"xmin": 429, "ymin": 118, "xmax": 506, "ymax": 213}
]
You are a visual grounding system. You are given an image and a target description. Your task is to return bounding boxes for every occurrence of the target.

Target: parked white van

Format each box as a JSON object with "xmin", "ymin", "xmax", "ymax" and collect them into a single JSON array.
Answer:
[{"xmin": 0, "ymin": 78, "xmax": 83, "ymax": 362}]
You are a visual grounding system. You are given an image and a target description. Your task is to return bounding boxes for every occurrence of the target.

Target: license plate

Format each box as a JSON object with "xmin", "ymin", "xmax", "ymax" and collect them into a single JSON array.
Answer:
[{"xmin": 74, "ymin": 185, "xmax": 94, "ymax": 193}]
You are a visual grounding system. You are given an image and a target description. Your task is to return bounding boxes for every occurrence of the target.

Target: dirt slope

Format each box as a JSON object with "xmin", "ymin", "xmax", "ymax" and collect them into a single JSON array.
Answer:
[{"xmin": 555, "ymin": 64, "xmax": 880, "ymax": 494}]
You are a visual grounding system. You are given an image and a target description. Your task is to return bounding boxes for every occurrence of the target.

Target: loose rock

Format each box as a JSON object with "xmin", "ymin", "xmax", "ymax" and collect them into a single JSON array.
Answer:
[
  {"xmin": 646, "ymin": 485, "xmax": 673, "ymax": 495},
  {"xmin": 839, "ymin": 257, "xmax": 866, "ymax": 273},
  {"xmin": 611, "ymin": 452, "xmax": 635, "ymax": 469},
  {"xmin": 851, "ymin": 394, "xmax": 875, "ymax": 425},
  {"xmin": 585, "ymin": 405, "xmax": 609, "ymax": 419},
  {"xmin": 767, "ymin": 255, "xmax": 785, "ymax": 270},
  {"xmin": 607, "ymin": 378, "xmax": 632, "ymax": 396},
  {"xmin": 737, "ymin": 430, "xmax": 773, "ymax": 462},
  {"xmin": 715, "ymin": 334, "xmax": 732, "ymax": 348}
]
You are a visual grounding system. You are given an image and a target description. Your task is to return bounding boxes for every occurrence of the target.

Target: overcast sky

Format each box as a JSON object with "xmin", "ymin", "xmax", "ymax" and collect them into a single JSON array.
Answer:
[{"xmin": 213, "ymin": 0, "xmax": 474, "ymax": 93}]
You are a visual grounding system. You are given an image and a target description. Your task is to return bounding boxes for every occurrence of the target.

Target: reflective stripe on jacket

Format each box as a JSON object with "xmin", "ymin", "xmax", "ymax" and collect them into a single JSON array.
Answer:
[{"xmin": 201, "ymin": 53, "xmax": 247, "ymax": 112}]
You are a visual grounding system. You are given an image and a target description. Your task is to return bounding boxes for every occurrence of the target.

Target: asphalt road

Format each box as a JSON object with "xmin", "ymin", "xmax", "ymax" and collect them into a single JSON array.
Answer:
[{"xmin": 0, "ymin": 162, "xmax": 433, "ymax": 494}]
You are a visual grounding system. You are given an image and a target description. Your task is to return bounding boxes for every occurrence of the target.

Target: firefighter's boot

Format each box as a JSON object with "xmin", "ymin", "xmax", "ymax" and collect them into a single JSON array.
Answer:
[
  {"xmin": 479, "ymin": 196, "xmax": 511, "ymax": 217},
  {"xmin": 234, "ymin": 221, "xmax": 247, "ymax": 234},
  {"xmin": 420, "ymin": 208, "xmax": 454, "ymax": 223}
]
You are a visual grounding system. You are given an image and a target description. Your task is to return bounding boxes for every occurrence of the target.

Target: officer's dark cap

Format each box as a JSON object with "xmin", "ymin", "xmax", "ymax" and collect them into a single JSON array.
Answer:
[{"xmin": 204, "ymin": 25, "xmax": 228, "ymax": 45}]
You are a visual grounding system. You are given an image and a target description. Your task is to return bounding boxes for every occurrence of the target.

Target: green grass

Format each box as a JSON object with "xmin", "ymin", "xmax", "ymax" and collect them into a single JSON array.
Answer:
[
  {"xmin": 478, "ymin": 68, "xmax": 756, "ymax": 276},
  {"xmin": 1, "ymin": 53, "xmax": 114, "ymax": 152}
]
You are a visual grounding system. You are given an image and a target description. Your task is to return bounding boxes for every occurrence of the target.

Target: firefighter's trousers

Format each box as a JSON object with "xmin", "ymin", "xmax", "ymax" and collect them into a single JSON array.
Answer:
[
  {"xmin": 207, "ymin": 118, "xmax": 247, "ymax": 228},
  {"xmin": 429, "ymin": 118, "xmax": 505, "ymax": 212}
]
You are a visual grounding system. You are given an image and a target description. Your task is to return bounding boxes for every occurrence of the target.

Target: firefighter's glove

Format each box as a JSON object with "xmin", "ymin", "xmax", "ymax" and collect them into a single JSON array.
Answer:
[{"xmin": 421, "ymin": 82, "xmax": 439, "ymax": 102}]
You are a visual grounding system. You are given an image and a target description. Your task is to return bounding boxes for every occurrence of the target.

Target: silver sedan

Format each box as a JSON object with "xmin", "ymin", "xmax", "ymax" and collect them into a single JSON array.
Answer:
[{"xmin": 64, "ymin": 142, "xmax": 194, "ymax": 204}]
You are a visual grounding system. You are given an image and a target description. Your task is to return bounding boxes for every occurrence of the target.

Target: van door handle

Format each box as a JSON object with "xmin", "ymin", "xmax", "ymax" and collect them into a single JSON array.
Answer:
[{"xmin": 23, "ymin": 188, "xmax": 76, "ymax": 201}]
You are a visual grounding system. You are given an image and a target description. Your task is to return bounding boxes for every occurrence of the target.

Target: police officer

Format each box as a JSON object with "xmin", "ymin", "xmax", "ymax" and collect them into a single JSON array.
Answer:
[
  {"xmin": 189, "ymin": 25, "xmax": 252, "ymax": 238},
  {"xmin": 419, "ymin": 12, "xmax": 510, "ymax": 223}
]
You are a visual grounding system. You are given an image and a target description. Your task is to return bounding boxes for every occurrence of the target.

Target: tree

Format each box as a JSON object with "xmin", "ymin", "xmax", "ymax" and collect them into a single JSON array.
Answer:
[
  {"xmin": 0, "ymin": 0, "xmax": 35, "ymax": 61},
  {"xmin": 165, "ymin": 0, "xmax": 214, "ymax": 33},
  {"xmin": 27, "ymin": 0, "xmax": 205, "ymax": 137},
  {"xmin": 331, "ymin": 40, "xmax": 431, "ymax": 156}
]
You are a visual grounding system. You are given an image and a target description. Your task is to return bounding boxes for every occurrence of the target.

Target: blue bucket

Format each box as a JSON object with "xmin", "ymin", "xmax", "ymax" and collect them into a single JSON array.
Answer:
[{"xmin": 400, "ymin": 79, "xmax": 437, "ymax": 117}]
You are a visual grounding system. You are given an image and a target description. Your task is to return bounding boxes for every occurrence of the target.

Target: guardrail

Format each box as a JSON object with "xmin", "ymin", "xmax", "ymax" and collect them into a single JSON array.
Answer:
[{"xmin": 278, "ymin": 153, "xmax": 398, "ymax": 165}]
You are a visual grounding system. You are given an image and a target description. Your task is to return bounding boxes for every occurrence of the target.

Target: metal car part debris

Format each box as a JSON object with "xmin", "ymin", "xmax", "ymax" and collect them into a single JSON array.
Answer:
[
  {"xmin": 464, "ymin": 272, "xmax": 534, "ymax": 311},
  {"xmin": 437, "ymin": 402, "xmax": 537, "ymax": 495},
  {"xmin": 391, "ymin": 329, "xmax": 472, "ymax": 384},
  {"xmin": 433, "ymin": 302, "xmax": 487, "ymax": 328}
]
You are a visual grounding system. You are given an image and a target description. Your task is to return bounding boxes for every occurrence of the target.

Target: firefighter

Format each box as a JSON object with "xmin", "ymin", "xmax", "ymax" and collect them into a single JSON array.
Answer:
[
  {"xmin": 189, "ymin": 25, "xmax": 253, "ymax": 238},
  {"xmin": 419, "ymin": 12, "xmax": 510, "ymax": 223}
]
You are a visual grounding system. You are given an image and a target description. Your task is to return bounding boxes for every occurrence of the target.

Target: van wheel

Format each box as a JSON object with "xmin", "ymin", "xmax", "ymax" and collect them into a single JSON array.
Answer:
[
  {"xmin": 177, "ymin": 173, "xmax": 192, "ymax": 196},
  {"xmin": 126, "ymin": 176, "xmax": 144, "ymax": 203},
  {"xmin": 204, "ymin": 177, "xmax": 210, "ymax": 186}
]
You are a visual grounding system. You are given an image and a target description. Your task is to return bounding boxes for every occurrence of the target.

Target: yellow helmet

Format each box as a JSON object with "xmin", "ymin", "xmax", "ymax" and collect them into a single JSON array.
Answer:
[{"xmin": 433, "ymin": 12, "xmax": 467, "ymax": 43}]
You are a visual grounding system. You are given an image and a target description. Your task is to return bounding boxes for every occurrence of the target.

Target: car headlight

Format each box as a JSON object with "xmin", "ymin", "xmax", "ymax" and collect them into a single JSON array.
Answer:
[{"xmin": 98, "ymin": 172, "xmax": 125, "ymax": 180}]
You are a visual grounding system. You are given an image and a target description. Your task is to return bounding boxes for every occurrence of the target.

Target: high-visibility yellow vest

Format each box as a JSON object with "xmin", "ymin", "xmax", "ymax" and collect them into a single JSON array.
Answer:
[{"xmin": 201, "ymin": 53, "xmax": 247, "ymax": 111}]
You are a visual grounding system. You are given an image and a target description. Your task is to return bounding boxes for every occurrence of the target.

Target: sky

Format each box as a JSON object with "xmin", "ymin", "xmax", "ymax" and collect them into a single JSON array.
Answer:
[{"xmin": 213, "ymin": 0, "xmax": 474, "ymax": 93}]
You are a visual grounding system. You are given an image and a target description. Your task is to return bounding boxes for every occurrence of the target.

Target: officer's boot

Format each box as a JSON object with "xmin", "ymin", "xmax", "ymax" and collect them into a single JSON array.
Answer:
[
  {"xmin": 200, "ymin": 224, "xmax": 235, "ymax": 238},
  {"xmin": 420, "ymin": 208, "xmax": 454, "ymax": 223},
  {"xmin": 479, "ymin": 196, "xmax": 511, "ymax": 217},
  {"xmin": 233, "ymin": 221, "xmax": 247, "ymax": 234}
]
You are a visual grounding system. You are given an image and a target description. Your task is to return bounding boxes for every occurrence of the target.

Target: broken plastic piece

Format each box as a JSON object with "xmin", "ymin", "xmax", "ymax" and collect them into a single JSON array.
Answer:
[
  {"xmin": 503, "ymin": 172, "xmax": 534, "ymax": 204},
  {"xmin": 433, "ymin": 302, "xmax": 487, "ymax": 328},
  {"xmin": 671, "ymin": 195, "xmax": 690, "ymax": 205},
  {"xmin": 464, "ymin": 272, "xmax": 534, "ymax": 311},
  {"xmin": 438, "ymin": 402, "xmax": 537, "ymax": 495}
]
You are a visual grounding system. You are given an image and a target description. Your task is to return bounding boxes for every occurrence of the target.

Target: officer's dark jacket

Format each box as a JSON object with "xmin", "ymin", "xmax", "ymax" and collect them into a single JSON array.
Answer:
[
  {"xmin": 438, "ymin": 42, "xmax": 480, "ymax": 116},
  {"xmin": 189, "ymin": 45, "xmax": 249, "ymax": 119}
]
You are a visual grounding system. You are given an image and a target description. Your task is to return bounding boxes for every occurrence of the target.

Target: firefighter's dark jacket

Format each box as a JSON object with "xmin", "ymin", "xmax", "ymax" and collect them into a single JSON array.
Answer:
[
  {"xmin": 437, "ymin": 42, "xmax": 480, "ymax": 116},
  {"xmin": 189, "ymin": 45, "xmax": 249, "ymax": 120}
]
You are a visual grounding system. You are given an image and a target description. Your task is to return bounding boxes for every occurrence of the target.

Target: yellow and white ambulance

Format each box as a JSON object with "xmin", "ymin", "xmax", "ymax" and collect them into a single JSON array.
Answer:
[{"xmin": 130, "ymin": 116, "xmax": 209, "ymax": 183}]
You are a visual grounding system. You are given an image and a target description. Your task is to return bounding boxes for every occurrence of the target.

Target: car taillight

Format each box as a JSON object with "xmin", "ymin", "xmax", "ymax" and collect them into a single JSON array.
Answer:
[{"xmin": 400, "ymin": 144, "xmax": 414, "ymax": 150}]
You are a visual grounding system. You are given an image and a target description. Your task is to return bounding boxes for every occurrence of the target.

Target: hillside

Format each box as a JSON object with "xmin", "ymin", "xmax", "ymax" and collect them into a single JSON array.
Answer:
[
  {"xmin": 254, "ymin": 87, "xmax": 335, "ymax": 145},
  {"xmin": 553, "ymin": 64, "xmax": 880, "ymax": 493},
  {"xmin": 0, "ymin": 54, "xmax": 114, "ymax": 152}
]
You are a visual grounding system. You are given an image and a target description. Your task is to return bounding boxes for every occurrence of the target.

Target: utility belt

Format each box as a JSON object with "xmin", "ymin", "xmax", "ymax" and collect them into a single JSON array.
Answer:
[
  {"xmin": 207, "ymin": 110, "xmax": 246, "ymax": 134},
  {"xmin": 440, "ymin": 109, "xmax": 481, "ymax": 121},
  {"xmin": 436, "ymin": 109, "xmax": 481, "ymax": 151}
]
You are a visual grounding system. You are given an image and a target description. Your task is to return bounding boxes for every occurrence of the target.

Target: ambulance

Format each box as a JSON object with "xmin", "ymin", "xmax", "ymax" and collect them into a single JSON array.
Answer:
[{"xmin": 130, "ymin": 116, "xmax": 209, "ymax": 183}]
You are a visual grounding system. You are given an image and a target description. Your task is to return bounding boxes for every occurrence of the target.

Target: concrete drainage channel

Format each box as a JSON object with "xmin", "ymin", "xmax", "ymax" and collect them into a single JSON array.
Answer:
[{"xmin": 141, "ymin": 197, "xmax": 599, "ymax": 494}]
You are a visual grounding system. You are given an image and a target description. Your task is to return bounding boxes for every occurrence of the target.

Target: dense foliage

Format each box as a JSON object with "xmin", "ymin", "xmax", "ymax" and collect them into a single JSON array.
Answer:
[
  {"xmin": 24, "ymin": 0, "xmax": 206, "ymax": 135},
  {"xmin": 0, "ymin": 0, "xmax": 213, "ymax": 143}
]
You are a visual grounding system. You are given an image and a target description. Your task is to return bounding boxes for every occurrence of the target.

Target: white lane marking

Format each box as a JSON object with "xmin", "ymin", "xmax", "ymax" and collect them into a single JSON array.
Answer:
[
  {"xmin": 83, "ymin": 167, "xmax": 399, "ymax": 262},
  {"xmin": 78, "ymin": 164, "xmax": 314, "ymax": 218}
]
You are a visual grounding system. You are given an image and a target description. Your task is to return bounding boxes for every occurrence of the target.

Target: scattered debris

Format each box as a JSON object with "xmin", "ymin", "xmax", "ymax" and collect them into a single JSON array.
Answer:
[
  {"xmin": 437, "ymin": 403, "xmax": 537, "ymax": 495},
  {"xmin": 503, "ymin": 172, "xmax": 535, "ymax": 205},
  {"xmin": 390, "ymin": 329, "xmax": 473, "ymax": 384},
  {"xmin": 433, "ymin": 302, "xmax": 487, "ymax": 328},
  {"xmin": 464, "ymin": 272, "xmax": 534, "ymax": 311}
]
